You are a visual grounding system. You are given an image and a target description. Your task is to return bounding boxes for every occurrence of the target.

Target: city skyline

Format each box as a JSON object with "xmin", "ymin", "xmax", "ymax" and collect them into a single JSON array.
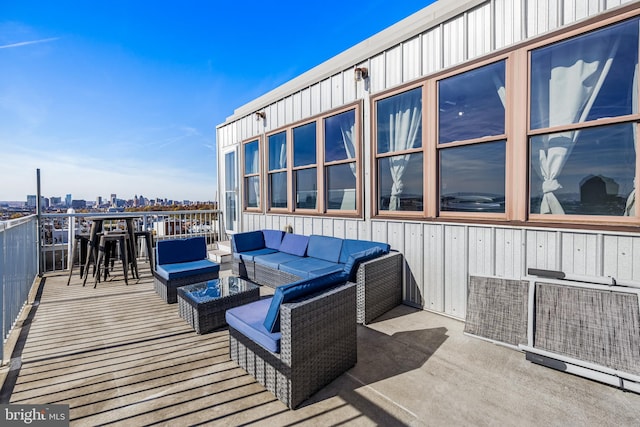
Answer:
[{"xmin": 0, "ymin": 1, "xmax": 433, "ymax": 201}]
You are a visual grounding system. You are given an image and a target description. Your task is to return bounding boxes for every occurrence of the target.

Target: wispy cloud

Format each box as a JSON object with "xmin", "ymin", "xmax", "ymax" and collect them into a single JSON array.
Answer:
[{"xmin": 0, "ymin": 37, "xmax": 59, "ymax": 49}]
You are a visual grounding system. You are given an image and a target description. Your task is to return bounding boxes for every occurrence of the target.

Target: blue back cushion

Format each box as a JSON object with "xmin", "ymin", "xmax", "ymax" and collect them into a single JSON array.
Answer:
[
  {"xmin": 232, "ymin": 231, "xmax": 265, "ymax": 253},
  {"xmin": 262, "ymin": 229, "xmax": 284, "ymax": 250},
  {"xmin": 156, "ymin": 237, "xmax": 207, "ymax": 265},
  {"xmin": 307, "ymin": 235, "xmax": 343, "ymax": 263},
  {"xmin": 263, "ymin": 271, "xmax": 348, "ymax": 333},
  {"xmin": 279, "ymin": 233, "xmax": 309, "ymax": 256},
  {"xmin": 342, "ymin": 247, "xmax": 385, "ymax": 282},
  {"xmin": 339, "ymin": 239, "xmax": 390, "ymax": 264}
]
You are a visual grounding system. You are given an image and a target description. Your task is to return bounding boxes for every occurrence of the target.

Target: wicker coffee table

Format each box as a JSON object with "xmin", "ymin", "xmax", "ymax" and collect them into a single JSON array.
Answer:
[{"xmin": 177, "ymin": 276, "xmax": 260, "ymax": 334}]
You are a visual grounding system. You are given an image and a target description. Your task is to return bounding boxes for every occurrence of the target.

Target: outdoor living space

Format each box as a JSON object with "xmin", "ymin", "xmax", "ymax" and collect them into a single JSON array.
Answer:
[{"xmin": 2, "ymin": 261, "xmax": 640, "ymax": 426}]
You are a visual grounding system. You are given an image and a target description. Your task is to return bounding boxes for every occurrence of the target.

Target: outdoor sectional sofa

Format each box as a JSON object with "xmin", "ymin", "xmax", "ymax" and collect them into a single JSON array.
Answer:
[{"xmin": 231, "ymin": 229, "xmax": 403, "ymax": 324}]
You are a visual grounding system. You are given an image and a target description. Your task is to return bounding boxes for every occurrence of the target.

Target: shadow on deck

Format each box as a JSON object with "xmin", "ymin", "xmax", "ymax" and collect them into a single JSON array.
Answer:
[{"xmin": 1, "ymin": 261, "xmax": 639, "ymax": 426}]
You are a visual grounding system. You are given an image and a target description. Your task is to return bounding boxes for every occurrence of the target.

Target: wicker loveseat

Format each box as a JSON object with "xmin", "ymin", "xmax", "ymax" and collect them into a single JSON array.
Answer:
[
  {"xmin": 231, "ymin": 230, "xmax": 403, "ymax": 324},
  {"xmin": 226, "ymin": 272, "xmax": 357, "ymax": 409},
  {"xmin": 152, "ymin": 236, "xmax": 220, "ymax": 303}
]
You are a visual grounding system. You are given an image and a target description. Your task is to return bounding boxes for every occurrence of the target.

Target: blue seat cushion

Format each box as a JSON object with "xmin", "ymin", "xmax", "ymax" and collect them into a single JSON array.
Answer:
[
  {"xmin": 307, "ymin": 235, "xmax": 343, "ymax": 263},
  {"xmin": 253, "ymin": 252, "xmax": 303, "ymax": 269},
  {"xmin": 156, "ymin": 237, "xmax": 208, "ymax": 265},
  {"xmin": 262, "ymin": 229, "xmax": 285, "ymax": 250},
  {"xmin": 342, "ymin": 247, "xmax": 385, "ymax": 282},
  {"xmin": 235, "ymin": 248, "xmax": 279, "ymax": 262},
  {"xmin": 231, "ymin": 231, "xmax": 265, "ymax": 253},
  {"xmin": 226, "ymin": 298, "xmax": 281, "ymax": 353},
  {"xmin": 263, "ymin": 271, "xmax": 348, "ymax": 333},
  {"xmin": 279, "ymin": 233, "xmax": 309, "ymax": 256},
  {"xmin": 339, "ymin": 239, "xmax": 390, "ymax": 264},
  {"xmin": 279, "ymin": 258, "xmax": 342, "ymax": 279},
  {"xmin": 155, "ymin": 259, "xmax": 220, "ymax": 281}
]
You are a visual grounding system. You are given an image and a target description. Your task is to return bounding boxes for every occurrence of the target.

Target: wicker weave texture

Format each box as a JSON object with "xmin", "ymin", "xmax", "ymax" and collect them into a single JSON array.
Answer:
[
  {"xmin": 229, "ymin": 283, "xmax": 357, "ymax": 409},
  {"xmin": 152, "ymin": 271, "xmax": 219, "ymax": 303},
  {"xmin": 254, "ymin": 263, "xmax": 302, "ymax": 289},
  {"xmin": 535, "ymin": 282, "xmax": 640, "ymax": 376},
  {"xmin": 232, "ymin": 259, "xmax": 256, "ymax": 281},
  {"xmin": 464, "ymin": 276, "xmax": 529, "ymax": 346},
  {"xmin": 178, "ymin": 285, "xmax": 259, "ymax": 334},
  {"xmin": 354, "ymin": 252, "xmax": 403, "ymax": 324}
]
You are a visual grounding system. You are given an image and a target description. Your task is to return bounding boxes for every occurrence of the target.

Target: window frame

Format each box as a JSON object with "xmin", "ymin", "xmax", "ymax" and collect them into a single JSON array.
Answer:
[
  {"xmin": 242, "ymin": 137, "xmax": 262, "ymax": 212},
  {"xmin": 525, "ymin": 16, "xmax": 640, "ymax": 225},
  {"xmin": 257, "ymin": 102, "xmax": 363, "ymax": 217}
]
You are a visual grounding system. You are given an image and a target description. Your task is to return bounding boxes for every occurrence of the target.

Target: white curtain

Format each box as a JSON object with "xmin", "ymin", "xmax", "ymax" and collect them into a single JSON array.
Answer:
[
  {"xmin": 250, "ymin": 150, "xmax": 260, "ymax": 206},
  {"xmin": 339, "ymin": 121, "xmax": 356, "ymax": 175},
  {"xmin": 537, "ymin": 36, "xmax": 620, "ymax": 214},
  {"xmin": 624, "ymin": 63, "xmax": 638, "ymax": 216},
  {"xmin": 386, "ymin": 93, "xmax": 422, "ymax": 210}
]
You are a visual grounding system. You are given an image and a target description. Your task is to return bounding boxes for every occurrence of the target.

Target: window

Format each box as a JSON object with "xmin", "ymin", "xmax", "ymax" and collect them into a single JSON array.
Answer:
[
  {"xmin": 293, "ymin": 122, "xmax": 317, "ymax": 209},
  {"xmin": 438, "ymin": 60, "xmax": 507, "ymax": 214},
  {"xmin": 243, "ymin": 139, "xmax": 260, "ymax": 210},
  {"xmin": 268, "ymin": 131, "xmax": 288, "ymax": 209},
  {"xmin": 324, "ymin": 109, "xmax": 357, "ymax": 211},
  {"xmin": 529, "ymin": 18, "xmax": 638, "ymax": 217},
  {"xmin": 375, "ymin": 87, "xmax": 423, "ymax": 212}
]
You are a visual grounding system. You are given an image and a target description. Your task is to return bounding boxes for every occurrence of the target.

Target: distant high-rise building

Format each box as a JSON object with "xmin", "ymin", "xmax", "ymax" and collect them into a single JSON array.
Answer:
[
  {"xmin": 27, "ymin": 195, "xmax": 37, "ymax": 208},
  {"xmin": 110, "ymin": 194, "xmax": 117, "ymax": 206},
  {"xmin": 96, "ymin": 196, "xmax": 102, "ymax": 206},
  {"xmin": 65, "ymin": 194, "xmax": 72, "ymax": 207}
]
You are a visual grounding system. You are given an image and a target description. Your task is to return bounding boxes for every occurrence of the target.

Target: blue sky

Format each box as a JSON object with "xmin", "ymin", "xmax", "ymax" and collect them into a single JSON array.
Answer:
[{"xmin": 0, "ymin": 1, "xmax": 435, "ymax": 203}]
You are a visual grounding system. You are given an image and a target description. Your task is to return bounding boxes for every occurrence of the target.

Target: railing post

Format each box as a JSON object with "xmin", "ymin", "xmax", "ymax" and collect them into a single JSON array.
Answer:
[{"xmin": 67, "ymin": 208, "xmax": 76, "ymax": 270}]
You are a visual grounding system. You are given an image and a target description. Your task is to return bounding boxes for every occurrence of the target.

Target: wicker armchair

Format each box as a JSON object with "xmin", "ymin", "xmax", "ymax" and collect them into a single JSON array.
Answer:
[{"xmin": 228, "ymin": 282, "xmax": 357, "ymax": 409}]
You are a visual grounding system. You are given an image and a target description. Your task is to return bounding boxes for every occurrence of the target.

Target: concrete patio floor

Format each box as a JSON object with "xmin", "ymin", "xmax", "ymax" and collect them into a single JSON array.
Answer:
[{"xmin": 1, "ymin": 262, "xmax": 639, "ymax": 426}]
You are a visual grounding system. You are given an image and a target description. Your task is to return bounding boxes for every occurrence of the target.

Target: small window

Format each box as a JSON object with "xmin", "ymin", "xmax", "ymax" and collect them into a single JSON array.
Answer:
[
  {"xmin": 375, "ymin": 87, "xmax": 424, "ymax": 212},
  {"xmin": 325, "ymin": 110, "xmax": 357, "ymax": 211},
  {"xmin": 268, "ymin": 131, "xmax": 288, "ymax": 210},
  {"xmin": 437, "ymin": 60, "xmax": 506, "ymax": 215},
  {"xmin": 293, "ymin": 122, "xmax": 317, "ymax": 210},
  {"xmin": 243, "ymin": 140, "xmax": 260, "ymax": 209}
]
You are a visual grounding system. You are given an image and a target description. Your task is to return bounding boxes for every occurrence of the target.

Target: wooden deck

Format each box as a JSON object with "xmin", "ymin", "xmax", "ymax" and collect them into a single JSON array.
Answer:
[{"xmin": 2, "ymin": 261, "xmax": 639, "ymax": 426}]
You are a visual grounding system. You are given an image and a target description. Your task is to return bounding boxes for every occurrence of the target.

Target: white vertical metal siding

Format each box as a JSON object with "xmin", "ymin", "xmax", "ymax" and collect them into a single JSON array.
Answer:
[
  {"xmin": 385, "ymin": 45, "xmax": 404, "ymax": 89},
  {"xmin": 443, "ymin": 15, "xmax": 466, "ymax": 67},
  {"xmin": 403, "ymin": 36, "xmax": 422, "ymax": 82},
  {"xmin": 467, "ymin": 2, "xmax": 492, "ymax": 59},
  {"xmin": 422, "ymin": 27, "xmax": 442, "ymax": 75},
  {"xmin": 494, "ymin": 0, "xmax": 524, "ymax": 48}
]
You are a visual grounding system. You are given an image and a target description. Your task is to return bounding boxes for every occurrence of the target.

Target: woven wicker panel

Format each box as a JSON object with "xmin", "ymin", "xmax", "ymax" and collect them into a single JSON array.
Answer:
[
  {"xmin": 535, "ymin": 282, "xmax": 640, "ymax": 376},
  {"xmin": 464, "ymin": 276, "xmax": 529, "ymax": 346},
  {"xmin": 254, "ymin": 263, "xmax": 302, "ymax": 288},
  {"xmin": 355, "ymin": 252, "xmax": 403, "ymax": 324},
  {"xmin": 152, "ymin": 271, "xmax": 219, "ymax": 303}
]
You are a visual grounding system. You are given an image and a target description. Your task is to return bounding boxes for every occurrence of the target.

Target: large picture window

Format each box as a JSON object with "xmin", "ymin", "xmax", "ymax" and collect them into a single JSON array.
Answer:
[
  {"xmin": 529, "ymin": 18, "xmax": 638, "ymax": 217},
  {"xmin": 375, "ymin": 87, "xmax": 423, "ymax": 212},
  {"xmin": 325, "ymin": 110, "xmax": 357, "ymax": 211},
  {"xmin": 268, "ymin": 131, "xmax": 288, "ymax": 209},
  {"xmin": 438, "ymin": 60, "xmax": 507, "ymax": 214},
  {"xmin": 243, "ymin": 139, "xmax": 261, "ymax": 210}
]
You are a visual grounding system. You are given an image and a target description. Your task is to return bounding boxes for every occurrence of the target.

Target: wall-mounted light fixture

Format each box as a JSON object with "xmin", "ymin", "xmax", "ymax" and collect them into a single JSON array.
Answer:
[
  {"xmin": 255, "ymin": 111, "xmax": 266, "ymax": 121},
  {"xmin": 354, "ymin": 67, "xmax": 368, "ymax": 81}
]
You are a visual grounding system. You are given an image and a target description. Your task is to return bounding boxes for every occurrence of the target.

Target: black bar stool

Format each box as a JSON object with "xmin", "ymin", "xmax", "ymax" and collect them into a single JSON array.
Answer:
[
  {"xmin": 67, "ymin": 233, "xmax": 91, "ymax": 286},
  {"xmin": 94, "ymin": 232, "xmax": 132, "ymax": 288}
]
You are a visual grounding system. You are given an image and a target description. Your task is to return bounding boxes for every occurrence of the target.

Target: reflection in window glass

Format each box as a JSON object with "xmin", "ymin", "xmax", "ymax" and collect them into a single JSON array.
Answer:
[
  {"xmin": 327, "ymin": 163, "xmax": 356, "ymax": 210},
  {"xmin": 293, "ymin": 122, "xmax": 316, "ymax": 167},
  {"xmin": 376, "ymin": 87, "xmax": 422, "ymax": 154},
  {"xmin": 325, "ymin": 110, "xmax": 356, "ymax": 163},
  {"xmin": 439, "ymin": 61, "xmax": 505, "ymax": 143},
  {"xmin": 245, "ymin": 176, "xmax": 259, "ymax": 208},
  {"xmin": 269, "ymin": 132, "xmax": 287, "ymax": 170},
  {"xmin": 269, "ymin": 172, "xmax": 287, "ymax": 208},
  {"xmin": 530, "ymin": 123, "xmax": 636, "ymax": 216},
  {"xmin": 244, "ymin": 140, "xmax": 259, "ymax": 174},
  {"xmin": 440, "ymin": 141, "xmax": 506, "ymax": 213},
  {"xmin": 530, "ymin": 18, "xmax": 638, "ymax": 130},
  {"xmin": 295, "ymin": 168, "xmax": 317, "ymax": 209},
  {"xmin": 378, "ymin": 153, "xmax": 423, "ymax": 211}
]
